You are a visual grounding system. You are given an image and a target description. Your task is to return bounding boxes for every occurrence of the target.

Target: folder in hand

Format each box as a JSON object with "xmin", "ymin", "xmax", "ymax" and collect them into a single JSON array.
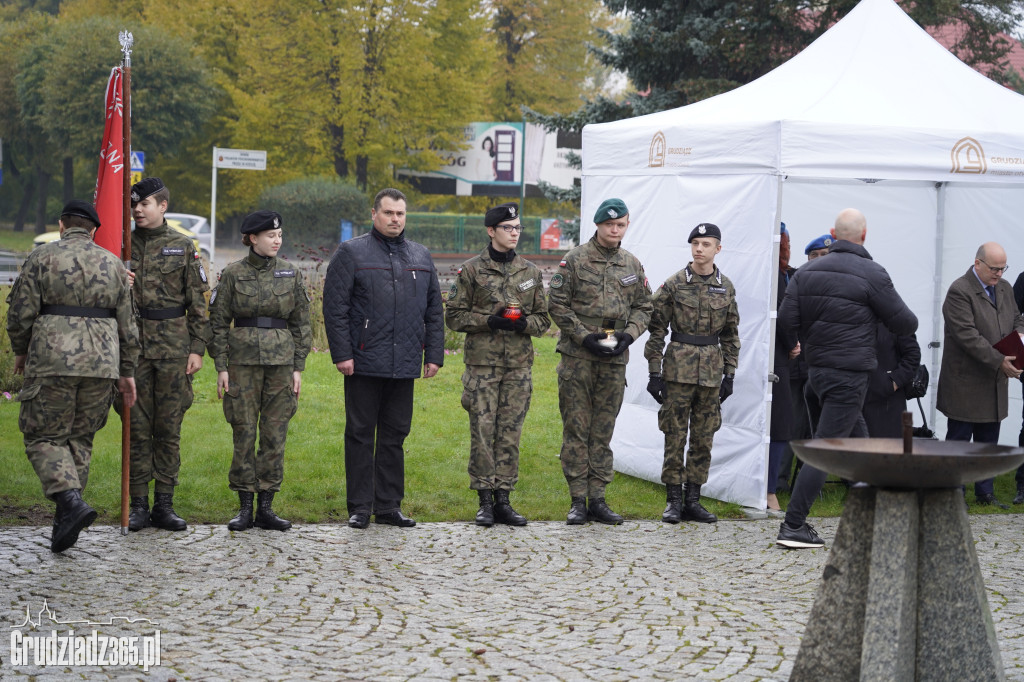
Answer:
[{"xmin": 992, "ymin": 332, "xmax": 1024, "ymax": 371}]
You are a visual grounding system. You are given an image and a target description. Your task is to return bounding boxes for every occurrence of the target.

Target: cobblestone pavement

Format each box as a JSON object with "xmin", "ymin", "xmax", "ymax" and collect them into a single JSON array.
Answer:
[{"xmin": 1, "ymin": 516, "xmax": 1022, "ymax": 681}]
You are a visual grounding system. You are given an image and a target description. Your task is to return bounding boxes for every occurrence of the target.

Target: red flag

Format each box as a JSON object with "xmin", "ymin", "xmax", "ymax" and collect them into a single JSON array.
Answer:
[{"xmin": 94, "ymin": 67, "xmax": 124, "ymax": 255}]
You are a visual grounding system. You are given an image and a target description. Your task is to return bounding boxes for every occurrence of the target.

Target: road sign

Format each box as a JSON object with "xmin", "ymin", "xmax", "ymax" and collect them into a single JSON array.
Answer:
[
  {"xmin": 131, "ymin": 171, "xmax": 142, "ymax": 185},
  {"xmin": 130, "ymin": 151, "xmax": 144, "ymax": 172},
  {"xmin": 214, "ymin": 148, "xmax": 267, "ymax": 170}
]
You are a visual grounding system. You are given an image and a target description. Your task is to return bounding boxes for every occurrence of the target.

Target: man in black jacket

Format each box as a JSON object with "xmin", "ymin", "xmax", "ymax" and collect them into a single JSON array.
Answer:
[
  {"xmin": 776, "ymin": 208, "xmax": 917, "ymax": 548},
  {"xmin": 323, "ymin": 188, "xmax": 444, "ymax": 529}
]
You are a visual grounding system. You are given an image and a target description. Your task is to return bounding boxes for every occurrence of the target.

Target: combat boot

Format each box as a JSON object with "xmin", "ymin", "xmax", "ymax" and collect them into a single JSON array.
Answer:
[
  {"xmin": 228, "ymin": 492, "xmax": 255, "ymax": 531},
  {"xmin": 588, "ymin": 497, "xmax": 624, "ymax": 525},
  {"xmin": 662, "ymin": 484, "xmax": 683, "ymax": 524},
  {"xmin": 475, "ymin": 490, "xmax": 494, "ymax": 527},
  {"xmin": 566, "ymin": 497, "xmax": 588, "ymax": 525},
  {"xmin": 128, "ymin": 495, "xmax": 150, "ymax": 531},
  {"xmin": 493, "ymin": 489, "xmax": 527, "ymax": 526},
  {"xmin": 680, "ymin": 482, "xmax": 717, "ymax": 523},
  {"xmin": 51, "ymin": 489, "xmax": 97, "ymax": 553},
  {"xmin": 254, "ymin": 491, "xmax": 291, "ymax": 531},
  {"xmin": 150, "ymin": 492, "xmax": 187, "ymax": 531}
]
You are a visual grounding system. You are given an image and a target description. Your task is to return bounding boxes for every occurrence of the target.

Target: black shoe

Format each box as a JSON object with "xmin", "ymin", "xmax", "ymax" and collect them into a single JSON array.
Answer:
[
  {"xmin": 680, "ymin": 482, "xmax": 717, "ymax": 523},
  {"xmin": 150, "ymin": 492, "xmax": 187, "ymax": 531},
  {"xmin": 254, "ymin": 491, "xmax": 291, "ymax": 530},
  {"xmin": 375, "ymin": 510, "xmax": 416, "ymax": 527},
  {"xmin": 51, "ymin": 489, "xmax": 97, "ymax": 553},
  {"xmin": 493, "ymin": 489, "xmax": 527, "ymax": 526},
  {"xmin": 128, "ymin": 495, "xmax": 150, "ymax": 531},
  {"xmin": 228, "ymin": 491, "xmax": 255, "ymax": 531},
  {"xmin": 776, "ymin": 521, "xmax": 825, "ymax": 549},
  {"xmin": 566, "ymin": 497, "xmax": 588, "ymax": 525},
  {"xmin": 1014, "ymin": 486, "xmax": 1024, "ymax": 505},
  {"xmin": 348, "ymin": 512, "xmax": 370, "ymax": 529},
  {"xmin": 475, "ymin": 490, "xmax": 494, "ymax": 527},
  {"xmin": 662, "ymin": 484, "xmax": 683, "ymax": 524},
  {"xmin": 976, "ymin": 494, "xmax": 1010, "ymax": 510},
  {"xmin": 587, "ymin": 497, "xmax": 624, "ymax": 525}
]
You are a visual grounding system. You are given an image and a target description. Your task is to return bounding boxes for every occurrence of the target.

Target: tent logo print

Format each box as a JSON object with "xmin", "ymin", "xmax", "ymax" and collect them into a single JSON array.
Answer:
[
  {"xmin": 951, "ymin": 137, "xmax": 986, "ymax": 174},
  {"xmin": 649, "ymin": 131, "xmax": 666, "ymax": 167}
]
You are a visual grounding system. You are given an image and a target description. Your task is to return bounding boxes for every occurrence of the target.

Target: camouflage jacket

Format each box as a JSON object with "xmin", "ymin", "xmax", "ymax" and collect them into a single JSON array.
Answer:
[
  {"xmin": 444, "ymin": 247, "xmax": 550, "ymax": 367},
  {"xmin": 130, "ymin": 222, "xmax": 211, "ymax": 359},
  {"xmin": 6, "ymin": 226, "xmax": 139, "ymax": 379},
  {"xmin": 548, "ymin": 236, "xmax": 652, "ymax": 364},
  {"xmin": 209, "ymin": 251, "xmax": 312, "ymax": 372},
  {"xmin": 644, "ymin": 264, "xmax": 740, "ymax": 387}
]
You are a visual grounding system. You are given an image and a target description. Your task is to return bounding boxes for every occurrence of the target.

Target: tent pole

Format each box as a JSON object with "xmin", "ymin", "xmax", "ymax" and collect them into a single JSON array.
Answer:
[
  {"xmin": 763, "ymin": 173, "xmax": 786, "ymax": 510},
  {"xmin": 930, "ymin": 182, "xmax": 946, "ymax": 430}
]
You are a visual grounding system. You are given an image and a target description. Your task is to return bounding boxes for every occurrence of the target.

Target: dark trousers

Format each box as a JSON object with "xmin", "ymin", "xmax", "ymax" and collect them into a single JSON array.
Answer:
[
  {"xmin": 785, "ymin": 367, "xmax": 869, "ymax": 528},
  {"xmin": 1017, "ymin": 380, "xmax": 1024, "ymax": 487},
  {"xmin": 946, "ymin": 418, "xmax": 1000, "ymax": 497},
  {"xmin": 343, "ymin": 375, "xmax": 414, "ymax": 515},
  {"xmin": 768, "ymin": 441, "xmax": 786, "ymax": 495}
]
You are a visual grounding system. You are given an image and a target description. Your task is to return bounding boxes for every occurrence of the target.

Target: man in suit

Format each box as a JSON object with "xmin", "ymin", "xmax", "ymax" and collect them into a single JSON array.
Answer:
[{"xmin": 937, "ymin": 242, "xmax": 1024, "ymax": 507}]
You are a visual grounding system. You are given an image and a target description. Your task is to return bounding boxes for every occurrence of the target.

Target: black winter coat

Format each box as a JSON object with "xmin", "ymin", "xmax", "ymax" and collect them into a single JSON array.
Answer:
[{"xmin": 323, "ymin": 229, "xmax": 444, "ymax": 378}]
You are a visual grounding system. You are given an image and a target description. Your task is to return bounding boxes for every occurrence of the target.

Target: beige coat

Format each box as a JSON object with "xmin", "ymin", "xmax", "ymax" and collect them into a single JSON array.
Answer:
[{"xmin": 937, "ymin": 267, "xmax": 1024, "ymax": 422}]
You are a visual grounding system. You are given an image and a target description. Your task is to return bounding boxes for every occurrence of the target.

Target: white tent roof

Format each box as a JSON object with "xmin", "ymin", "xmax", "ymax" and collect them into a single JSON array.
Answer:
[{"xmin": 584, "ymin": 0, "xmax": 1024, "ymax": 182}]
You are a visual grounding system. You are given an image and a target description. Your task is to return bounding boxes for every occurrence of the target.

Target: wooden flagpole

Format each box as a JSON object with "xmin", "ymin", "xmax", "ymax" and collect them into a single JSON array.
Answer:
[{"xmin": 119, "ymin": 30, "xmax": 134, "ymax": 535}]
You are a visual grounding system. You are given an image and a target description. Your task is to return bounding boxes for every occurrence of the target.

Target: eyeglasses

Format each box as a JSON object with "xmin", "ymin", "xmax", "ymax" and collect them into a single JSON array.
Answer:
[
  {"xmin": 495, "ymin": 224, "xmax": 523, "ymax": 233},
  {"xmin": 979, "ymin": 259, "xmax": 1009, "ymax": 274}
]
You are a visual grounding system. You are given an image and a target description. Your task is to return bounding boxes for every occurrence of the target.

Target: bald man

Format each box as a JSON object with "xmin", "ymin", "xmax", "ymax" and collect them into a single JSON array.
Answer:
[
  {"xmin": 776, "ymin": 209, "xmax": 918, "ymax": 548},
  {"xmin": 937, "ymin": 242, "xmax": 1024, "ymax": 508}
]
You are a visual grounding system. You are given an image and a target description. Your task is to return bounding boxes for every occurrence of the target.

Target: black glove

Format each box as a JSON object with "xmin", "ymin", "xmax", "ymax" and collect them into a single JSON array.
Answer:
[
  {"xmin": 487, "ymin": 315, "xmax": 517, "ymax": 332},
  {"xmin": 719, "ymin": 375, "xmax": 734, "ymax": 403},
  {"xmin": 608, "ymin": 332, "xmax": 633, "ymax": 357},
  {"xmin": 647, "ymin": 373, "xmax": 666, "ymax": 404},
  {"xmin": 582, "ymin": 332, "xmax": 614, "ymax": 356},
  {"xmin": 511, "ymin": 317, "xmax": 528, "ymax": 333}
]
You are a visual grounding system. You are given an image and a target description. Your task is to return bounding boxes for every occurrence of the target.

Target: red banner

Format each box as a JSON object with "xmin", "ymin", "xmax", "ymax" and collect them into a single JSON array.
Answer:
[{"xmin": 93, "ymin": 67, "xmax": 124, "ymax": 256}]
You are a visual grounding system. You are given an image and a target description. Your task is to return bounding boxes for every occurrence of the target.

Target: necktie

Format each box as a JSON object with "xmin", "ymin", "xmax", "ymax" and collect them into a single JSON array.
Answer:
[{"xmin": 985, "ymin": 285, "xmax": 995, "ymax": 304}]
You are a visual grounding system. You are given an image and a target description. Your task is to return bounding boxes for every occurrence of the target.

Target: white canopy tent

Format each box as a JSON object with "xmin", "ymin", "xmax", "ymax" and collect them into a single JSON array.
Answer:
[{"xmin": 580, "ymin": 0, "xmax": 1024, "ymax": 509}]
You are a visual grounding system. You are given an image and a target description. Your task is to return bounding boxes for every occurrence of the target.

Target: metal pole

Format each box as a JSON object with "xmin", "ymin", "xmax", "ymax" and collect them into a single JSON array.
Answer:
[
  {"xmin": 118, "ymin": 30, "xmax": 134, "ymax": 536},
  {"xmin": 210, "ymin": 147, "xmax": 218, "ymax": 267}
]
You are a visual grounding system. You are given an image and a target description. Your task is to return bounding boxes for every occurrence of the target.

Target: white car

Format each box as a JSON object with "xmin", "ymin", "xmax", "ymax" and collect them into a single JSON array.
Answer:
[{"xmin": 166, "ymin": 213, "xmax": 211, "ymax": 259}]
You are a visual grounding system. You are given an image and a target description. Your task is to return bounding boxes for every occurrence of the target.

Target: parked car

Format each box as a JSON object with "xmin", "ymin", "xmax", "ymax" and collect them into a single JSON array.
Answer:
[
  {"xmin": 0, "ymin": 250, "xmax": 22, "ymax": 285},
  {"xmin": 32, "ymin": 221, "xmax": 201, "ymax": 255},
  {"xmin": 166, "ymin": 213, "xmax": 211, "ymax": 260}
]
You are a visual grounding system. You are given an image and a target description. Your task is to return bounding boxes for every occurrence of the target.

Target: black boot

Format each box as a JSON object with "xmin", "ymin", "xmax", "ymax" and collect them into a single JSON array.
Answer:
[
  {"xmin": 475, "ymin": 490, "xmax": 494, "ymax": 527},
  {"xmin": 228, "ymin": 492, "xmax": 255, "ymax": 531},
  {"xmin": 254, "ymin": 491, "xmax": 291, "ymax": 531},
  {"xmin": 588, "ymin": 497, "xmax": 624, "ymax": 525},
  {"xmin": 681, "ymin": 482, "xmax": 717, "ymax": 523},
  {"xmin": 566, "ymin": 497, "xmax": 588, "ymax": 525},
  {"xmin": 51, "ymin": 489, "xmax": 97, "ymax": 553},
  {"xmin": 493, "ymin": 489, "xmax": 528, "ymax": 526},
  {"xmin": 150, "ymin": 492, "xmax": 187, "ymax": 531},
  {"xmin": 128, "ymin": 496, "xmax": 150, "ymax": 531},
  {"xmin": 1014, "ymin": 485, "xmax": 1024, "ymax": 505},
  {"xmin": 662, "ymin": 484, "xmax": 683, "ymax": 524}
]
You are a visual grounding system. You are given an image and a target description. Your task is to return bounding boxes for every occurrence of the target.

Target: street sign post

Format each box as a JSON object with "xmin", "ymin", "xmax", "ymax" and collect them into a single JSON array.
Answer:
[
  {"xmin": 210, "ymin": 147, "xmax": 267, "ymax": 266},
  {"xmin": 130, "ymin": 150, "xmax": 144, "ymax": 185}
]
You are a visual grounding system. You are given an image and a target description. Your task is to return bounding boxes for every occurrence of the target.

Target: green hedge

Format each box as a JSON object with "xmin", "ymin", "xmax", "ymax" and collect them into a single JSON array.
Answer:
[{"xmin": 259, "ymin": 178, "xmax": 368, "ymax": 254}]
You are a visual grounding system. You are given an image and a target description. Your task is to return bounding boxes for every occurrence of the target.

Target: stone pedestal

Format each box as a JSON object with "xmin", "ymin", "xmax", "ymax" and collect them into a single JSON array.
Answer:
[{"xmin": 790, "ymin": 487, "xmax": 1004, "ymax": 682}]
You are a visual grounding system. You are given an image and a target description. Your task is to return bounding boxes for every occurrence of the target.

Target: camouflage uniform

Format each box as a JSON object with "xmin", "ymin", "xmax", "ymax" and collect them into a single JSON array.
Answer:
[
  {"xmin": 644, "ymin": 264, "xmax": 740, "ymax": 485},
  {"xmin": 444, "ymin": 247, "xmax": 550, "ymax": 491},
  {"xmin": 6, "ymin": 226, "xmax": 139, "ymax": 498},
  {"xmin": 209, "ymin": 251, "xmax": 311, "ymax": 493},
  {"xmin": 548, "ymin": 236, "xmax": 652, "ymax": 498},
  {"xmin": 125, "ymin": 221, "xmax": 210, "ymax": 496}
]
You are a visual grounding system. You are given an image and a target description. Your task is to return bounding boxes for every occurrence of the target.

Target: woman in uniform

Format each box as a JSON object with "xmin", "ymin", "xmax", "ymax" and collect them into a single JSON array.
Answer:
[{"xmin": 209, "ymin": 210, "xmax": 311, "ymax": 531}]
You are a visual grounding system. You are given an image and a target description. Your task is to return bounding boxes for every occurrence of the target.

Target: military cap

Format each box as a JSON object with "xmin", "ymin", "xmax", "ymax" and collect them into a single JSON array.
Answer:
[
  {"xmin": 804, "ymin": 234, "xmax": 834, "ymax": 255},
  {"xmin": 240, "ymin": 209, "xmax": 282, "ymax": 235},
  {"xmin": 688, "ymin": 223, "xmax": 721, "ymax": 243},
  {"xmin": 485, "ymin": 203, "xmax": 519, "ymax": 227},
  {"xmin": 60, "ymin": 199, "xmax": 101, "ymax": 227},
  {"xmin": 130, "ymin": 177, "xmax": 165, "ymax": 205},
  {"xmin": 593, "ymin": 198, "xmax": 628, "ymax": 224}
]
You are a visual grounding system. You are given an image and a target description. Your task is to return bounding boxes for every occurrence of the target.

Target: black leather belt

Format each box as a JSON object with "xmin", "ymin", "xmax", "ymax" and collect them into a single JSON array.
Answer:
[
  {"xmin": 40, "ymin": 304, "xmax": 115, "ymax": 318},
  {"xmin": 138, "ymin": 306, "xmax": 186, "ymax": 320},
  {"xmin": 234, "ymin": 316, "xmax": 288, "ymax": 329},
  {"xmin": 671, "ymin": 332, "xmax": 719, "ymax": 346}
]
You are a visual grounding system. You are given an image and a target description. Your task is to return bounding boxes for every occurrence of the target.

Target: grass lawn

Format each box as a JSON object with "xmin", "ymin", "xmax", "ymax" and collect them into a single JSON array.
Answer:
[
  {"xmin": 0, "ymin": 223, "xmax": 43, "ymax": 253},
  {"xmin": 2, "ymin": 335, "xmax": 1022, "ymax": 525}
]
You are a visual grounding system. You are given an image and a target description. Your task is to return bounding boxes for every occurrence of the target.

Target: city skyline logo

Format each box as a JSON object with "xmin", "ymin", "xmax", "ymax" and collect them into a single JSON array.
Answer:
[{"xmin": 951, "ymin": 136, "xmax": 987, "ymax": 174}]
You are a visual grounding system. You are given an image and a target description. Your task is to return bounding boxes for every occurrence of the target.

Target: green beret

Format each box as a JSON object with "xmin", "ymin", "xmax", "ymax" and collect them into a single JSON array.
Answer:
[{"xmin": 594, "ymin": 198, "xmax": 628, "ymax": 224}]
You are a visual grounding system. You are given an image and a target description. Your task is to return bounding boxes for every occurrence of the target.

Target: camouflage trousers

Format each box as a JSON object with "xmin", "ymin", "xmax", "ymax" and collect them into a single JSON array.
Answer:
[
  {"xmin": 125, "ymin": 357, "xmax": 193, "ymax": 496},
  {"xmin": 461, "ymin": 365, "xmax": 532, "ymax": 491},
  {"xmin": 659, "ymin": 381, "xmax": 722, "ymax": 486},
  {"xmin": 556, "ymin": 354, "xmax": 626, "ymax": 498},
  {"xmin": 223, "ymin": 364, "xmax": 297, "ymax": 493},
  {"xmin": 19, "ymin": 376, "xmax": 113, "ymax": 499}
]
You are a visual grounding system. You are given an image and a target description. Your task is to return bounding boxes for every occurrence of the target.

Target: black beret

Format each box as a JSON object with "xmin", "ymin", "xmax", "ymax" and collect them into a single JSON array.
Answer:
[
  {"xmin": 130, "ymin": 177, "xmax": 165, "ymax": 205},
  {"xmin": 60, "ymin": 199, "xmax": 101, "ymax": 227},
  {"xmin": 240, "ymin": 210, "xmax": 282, "ymax": 235},
  {"xmin": 485, "ymin": 203, "xmax": 519, "ymax": 227},
  {"xmin": 688, "ymin": 223, "xmax": 721, "ymax": 243}
]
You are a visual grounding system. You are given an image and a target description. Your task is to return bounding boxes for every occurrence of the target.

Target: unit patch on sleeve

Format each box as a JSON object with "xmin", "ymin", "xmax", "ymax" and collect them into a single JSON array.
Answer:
[{"xmin": 550, "ymin": 273, "xmax": 564, "ymax": 288}]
